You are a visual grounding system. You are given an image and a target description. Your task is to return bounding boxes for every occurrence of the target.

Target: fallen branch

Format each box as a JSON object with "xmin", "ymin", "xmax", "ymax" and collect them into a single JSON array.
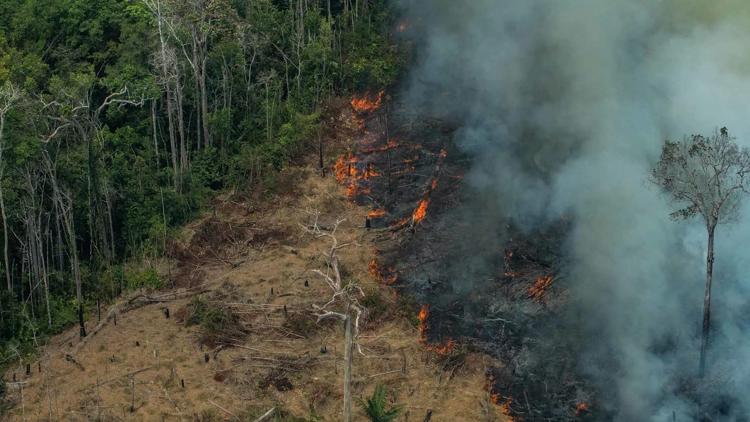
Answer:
[
  {"xmin": 253, "ymin": 407, "xmax": 276, "ymax": 422},
  {"xmin": 209, "ymin": 399, "xmax": 238, "ymax": 420}
]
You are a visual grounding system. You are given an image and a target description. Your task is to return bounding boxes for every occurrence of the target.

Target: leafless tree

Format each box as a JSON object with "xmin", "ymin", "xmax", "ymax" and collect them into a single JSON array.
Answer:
[
  {"xmin": 144, "ymin": 0, "xmax": 186, "ymax": 190},
  {"xmin": 651, "ymin": 127, "xmax": 750, "ymax": 377},
  {"xmin": 301, "ymin": 211, "xmax": 365, "ymax": 422}
]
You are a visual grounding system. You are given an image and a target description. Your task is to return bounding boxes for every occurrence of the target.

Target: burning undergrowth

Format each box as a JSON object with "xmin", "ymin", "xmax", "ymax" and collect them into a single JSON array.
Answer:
[{"xmin": 338, "ymin": 92, "xmax": 595, "ymax": 419}]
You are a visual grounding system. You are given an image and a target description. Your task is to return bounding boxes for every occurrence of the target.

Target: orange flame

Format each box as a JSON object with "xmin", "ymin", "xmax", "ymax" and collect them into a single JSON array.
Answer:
[
  {"xmin": 334, "ymin": 153, "xmax": 376, "ymax": 199},
  {"xmin": 369, "ymin": 258, "xmax": 398, "ymax": 285},
  {"xmin": 362, "ymin": 138, "xmax": 399, "ymax": 154},
  {"xmin": 528, "ymin": 275, "xmax": 554, "ymax": 303},
  {"xmin": 364, "ymin": 163, "xmax": 381, "ymax": 180},
  {"xmin": 334, "ymin": 153, "xmax": 358, "ymax": 183},
  {"xmin": 412, "ymin": 198, "xmax": 430, "ymax": 224},
  {"xmin": 575, "ymin": 402, "xmax": 590, "ymax": 416},
  {"xmin": 417, "ymin": 304, "xmax": 456, "ymax": 355},
  {"xmin": 368, "ymin": 209, "xmax": 387, "ymax": 219},
  {"xmin": 350, "ymin": 91, "xmax": 384, "ymax": 113},
  {"xmin": 485, "ymin": 375, "xmax": 516, "ymax": 421}
]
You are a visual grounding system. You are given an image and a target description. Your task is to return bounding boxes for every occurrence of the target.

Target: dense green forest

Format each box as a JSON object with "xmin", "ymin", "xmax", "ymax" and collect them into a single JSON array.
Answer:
[{"xmin": 0, "ymin": 0, "xmax": 399, "ymax": 364}]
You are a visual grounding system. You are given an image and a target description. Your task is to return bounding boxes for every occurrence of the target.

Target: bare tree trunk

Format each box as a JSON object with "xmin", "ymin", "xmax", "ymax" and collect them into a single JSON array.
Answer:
[
  {"xmin": 0, "ymin": 112, "xmax": 11, "ymax": 292},
  {"xmin": 174, "ymin": 70, "xmax": 188, "ymax": 175},
  {"xmin": 0, "ymin": 180, "xmax": 10, "ymax": 292},
  {"xmin": 200, "ymin": 49, "xmax": 210, "ymax": 148},
  {"xmin": 343, "ymin": 314, "xmax": 353, "ymax": 422},
  {"xmin": 191, "ymin": 30, "xmax": 203, "ymax": 150},
  {"xmin": 46, "ymin": 157, "xmax": 86, "ymax": 338},
  {"xmin": 151, "ymin": 99, "xmax": 160, "ymax": 170},
  {"xmin": 149, "ymin": 0, "xmax": 180, "ymax": 190},
  {"xmin": 699, "ymin": 223, "xmax": 716, "ymax": 378}
]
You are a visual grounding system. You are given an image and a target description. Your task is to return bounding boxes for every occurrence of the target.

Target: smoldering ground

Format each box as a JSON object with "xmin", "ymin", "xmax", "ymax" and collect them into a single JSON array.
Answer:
[{"xmin": 396, "ymin": 0, "xmax": 750, "ymax": 420}]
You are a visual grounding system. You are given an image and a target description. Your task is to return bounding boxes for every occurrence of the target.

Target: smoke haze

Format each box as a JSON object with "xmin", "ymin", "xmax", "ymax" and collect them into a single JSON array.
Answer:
[{"xmin": 397, "ymin": 1, "xmax": 750, "ymax": 419}]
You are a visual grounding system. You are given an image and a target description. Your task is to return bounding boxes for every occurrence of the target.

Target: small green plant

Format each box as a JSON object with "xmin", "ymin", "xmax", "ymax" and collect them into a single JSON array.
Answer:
[
  {"xmin": 360, "ymin": 288, "xmax": 389, "ymax": 328},
  {"xmin": 358, "ymin": 385, "xmax": 403, "ymax": 422},
  {"xmin": 184, "ymin": 297, "xmax": 245, "ymax": 347}
]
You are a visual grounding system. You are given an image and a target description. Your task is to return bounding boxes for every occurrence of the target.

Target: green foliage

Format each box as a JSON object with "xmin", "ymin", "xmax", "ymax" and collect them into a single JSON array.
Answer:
[
  {"xmin": 358, "ymin": 385, "xmax": 403, "ymax": 422},
  {"xmin": 0, "ymin": 0, "xmax": 400, "ymax": 372},
  {"xmin": 360, "ymin": 288, "xmax": 390, "ymax": 327},
  {"xmin": 124, "ymin": 266, "xmax": 163, "ymax": 290}
]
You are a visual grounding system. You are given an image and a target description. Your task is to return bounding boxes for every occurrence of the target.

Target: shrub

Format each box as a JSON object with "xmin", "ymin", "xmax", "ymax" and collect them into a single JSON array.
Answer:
[
  {"xmin": 358, "ymin": 385, "xmax": 402, "ymax": 422},
  {"xmin": 124, "ymin": 266, "xmax": 163, "ymax": 290},
  {"xmin": 184, "ymin": 297, "xmax": 246, "ymax": 347}
]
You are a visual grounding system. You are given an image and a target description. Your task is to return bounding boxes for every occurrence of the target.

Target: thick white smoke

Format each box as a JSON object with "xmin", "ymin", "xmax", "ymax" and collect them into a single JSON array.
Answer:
[{"xmin": 398, "ymin": 1, "xmax": 750, "ymax": 419}]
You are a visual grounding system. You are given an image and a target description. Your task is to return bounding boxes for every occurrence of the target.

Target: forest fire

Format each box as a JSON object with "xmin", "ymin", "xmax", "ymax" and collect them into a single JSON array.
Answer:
[
  {"xmin": 334, "ymin": 153, "xmax": 358, "ymax": 183},
  {"xmin": 575, "ymin": 402, "xmax": 590, "ymax": 416},
  {"xmin": 367, "ymin": 209, "xmax": 387, "ymax": 219},
  {"xmin": 334, "ymin": 153, "xmax": 380, "ymax": 199},
  {"xmin": 350, "ymin": 91, "xmax": 384, "ymax": 113},
  {"xmin": 362, "ymin": 138, "xmax": 399, "ymax": 154},
  {"xmin": 528, "ymin": 275, "xmax": 554, "ymax": 303},
  {"xmin": 417, "ymin": 304, "xmax": 456, "ymax": 354},
  {"xmin": 485, "ymin": 375, "xmax": 516, "ymax": 421},
  {"xmin": 411, "ymin": 198, "xmax": 430, "ymax": 224},
  {"xmin": 363, "ymin": 163, "xmax": 380, "ymax": 179},
  {"xmin": 369, "ymin": 257, "xmax": 398, "ymax": 285}
]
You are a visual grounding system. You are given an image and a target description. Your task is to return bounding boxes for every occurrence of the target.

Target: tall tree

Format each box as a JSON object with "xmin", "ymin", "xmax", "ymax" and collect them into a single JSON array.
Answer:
[
  {"xmin": 651, "ymin": 127, "xmax": 750, "ymax": 377},
  {"xmin": 0, "ymin": 81, "xmax": 19, "ymax": 292}
]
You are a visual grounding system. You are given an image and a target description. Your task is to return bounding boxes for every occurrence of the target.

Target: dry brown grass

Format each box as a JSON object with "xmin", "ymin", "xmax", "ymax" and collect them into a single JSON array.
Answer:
[{"xmin": 3, "ymin": 110, "xmax": 508, "ymax": 421}]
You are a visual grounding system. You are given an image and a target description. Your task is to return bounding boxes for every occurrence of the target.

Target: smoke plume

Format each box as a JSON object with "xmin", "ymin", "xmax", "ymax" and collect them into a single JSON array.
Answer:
[{"xmin": 397, "ymin": 1, "xmax": 750, "ymax": 419}]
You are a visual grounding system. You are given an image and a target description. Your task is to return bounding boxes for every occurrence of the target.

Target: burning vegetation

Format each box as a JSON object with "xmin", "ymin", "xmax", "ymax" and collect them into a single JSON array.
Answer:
[
  {"xmin": 350, "ymin": 91, "xmax": 384, "ymax": 113},
  {"xmin": 368, "ymin": 256, "xmax": 398, "ymax": 285},
  {"xmin": 528, "ymin": 275, "xmax": 554, "ymax": 303},
  {"xmin": 417, "ymin": 304, "xmax": 456, "ymax": 355},
  {"xmin": 485, "ymin": 374, "xmax": 517, "ymax": 421}
]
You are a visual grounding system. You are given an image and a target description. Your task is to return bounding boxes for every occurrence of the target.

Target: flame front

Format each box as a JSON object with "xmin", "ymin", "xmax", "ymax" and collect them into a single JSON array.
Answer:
[
  {"xmin": 528, "ymin": 275, "xmax": 554, "ymax": 303},
  {"xmin": 485, "ymin": 375, "xmax": 516, "ymax": 421},
  {"xmin": 575, "ymin": 402, "xmax": 590, "ymax": 417},
  {"xmin": 368, "ymin": 209, "xmax": 387, "ymax": 219},
  {"xmin": 412, "ymin": 198, "xmax": 430, "ymax": 223},
  {"xmin": 334, "ymin": 153, "xmax": 379, "ymax": 200},
  {"xmin": 417, "ymin": 304, "xmax": 456, "ymax": 355},
  {"xmin": 369, "ymin": 257, "xmax": 398, "ymax": 285},
  {"xmin": 350, "ymin": 91, "xmax": 384, "ymax": 113}
]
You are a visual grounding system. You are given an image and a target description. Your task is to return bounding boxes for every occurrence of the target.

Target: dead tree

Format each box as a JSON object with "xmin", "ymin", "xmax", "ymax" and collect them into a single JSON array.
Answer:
[
  {"xmin": 651, "ymin": 128, "xmax": 750, "ymax": 377},
  {"xmin": 301, "ymin": 212, "xmax": 364, "ymax": 422}
]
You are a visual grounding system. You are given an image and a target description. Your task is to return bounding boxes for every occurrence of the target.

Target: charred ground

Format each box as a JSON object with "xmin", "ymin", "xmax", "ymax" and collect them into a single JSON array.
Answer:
[{"xmin": 340, "ymin": 92, "xmax": 599, "ymax": 421}]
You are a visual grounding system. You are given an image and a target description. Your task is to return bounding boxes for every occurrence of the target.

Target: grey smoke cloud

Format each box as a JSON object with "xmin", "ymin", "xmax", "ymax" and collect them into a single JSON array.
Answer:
[{"xmin": 398, "ymin": 0, "xmax": 750, "ymax": 419}]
